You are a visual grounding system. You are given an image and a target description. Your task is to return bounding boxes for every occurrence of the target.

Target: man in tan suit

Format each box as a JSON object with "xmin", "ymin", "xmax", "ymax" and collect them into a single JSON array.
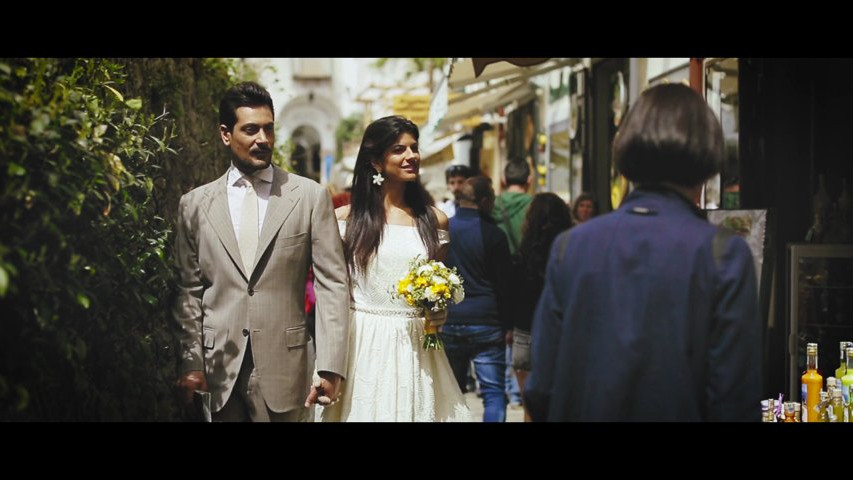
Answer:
[{"xmin": 173, "ymin": 82, "xmax": 348, "ymax": 421}]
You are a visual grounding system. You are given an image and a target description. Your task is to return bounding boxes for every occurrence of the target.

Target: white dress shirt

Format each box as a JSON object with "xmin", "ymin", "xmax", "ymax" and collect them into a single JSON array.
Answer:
[{"xmin": 227, "ymin": 163, "xmax": 273, "ymax": 240}]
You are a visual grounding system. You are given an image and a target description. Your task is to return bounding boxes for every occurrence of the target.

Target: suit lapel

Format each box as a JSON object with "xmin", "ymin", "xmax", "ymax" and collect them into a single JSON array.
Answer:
[
  {"xmin": 203, "ymin": 172, "xmax": 248, "ymax": 279},
  {"xmin": 253, "ymin": 166, "xmax": 300, "ymax": 272}
]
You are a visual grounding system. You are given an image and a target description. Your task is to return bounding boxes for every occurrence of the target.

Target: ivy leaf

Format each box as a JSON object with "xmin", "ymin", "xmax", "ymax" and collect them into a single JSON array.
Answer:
[
  {"xmin": 0, "ymin": 264, "xmax": 9, "ymax": 298},
  {"xmin": 77, "ymin": 293, "xmax": 90, "ymax": 309},
  {"xmin": 7, "ymin": 162, "xmax": 26, "ymax": 176},
  {"xmin": 125, "ymin": 98, "xmax": 142, "ymax": 110},
  {"xmin": 104, "ymin": 84, "xmax": 124, "ymax": 103}
]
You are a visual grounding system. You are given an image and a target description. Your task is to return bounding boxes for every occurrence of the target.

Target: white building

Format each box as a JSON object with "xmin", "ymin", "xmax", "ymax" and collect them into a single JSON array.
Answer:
[{"xmin": 245, "ymin": 58, "xmax": 433, "ymax": 189}]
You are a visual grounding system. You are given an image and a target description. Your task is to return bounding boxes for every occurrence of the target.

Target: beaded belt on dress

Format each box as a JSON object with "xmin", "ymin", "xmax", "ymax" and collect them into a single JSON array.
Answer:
[{"xmin": 351, "ymin": 305, "xmax": 422, "ymax": 318}]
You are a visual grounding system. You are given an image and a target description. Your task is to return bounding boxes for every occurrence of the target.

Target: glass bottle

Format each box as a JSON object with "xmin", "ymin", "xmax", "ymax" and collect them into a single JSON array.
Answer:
[
  {"xmin": 761, "ymin": 399, "xmax": 773, "ymax": 423},
  {"xmin": 783, "ymin": 402, "xmax": 799, "ymax": 422},
  {"xmin": 801, "ymin": 342, "xmax": 823, "ymax": 422},
  {"xmin": 830, "ymin": 388, "xmax": 844, "ymax": 423},
  {"xmin": 841, "ymin": 347, "xmax": 853, "ymax": 409},
  {"xmin": 806, "ymin": 174, "xmax": 831, "ymax": 243},
  {"xmin": 835, "ymin": 341, "xmax": 853, "ymax": 380},
  {"xmin": 818, "ymin": 391, "xmax": 830, "ymax": 422}
]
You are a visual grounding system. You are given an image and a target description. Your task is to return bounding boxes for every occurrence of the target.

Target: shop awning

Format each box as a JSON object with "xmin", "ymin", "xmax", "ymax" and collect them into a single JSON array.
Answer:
[
  {"xmin": 471, "ymin": 58, "xmax": 551, "ymax": 78},
  {"xmin": 421, "ymin": 131, "xmax": 460, "ymax": 165},
  {"xmin": 449, "ymin": 58, "xmax": 580, "ymax": 90},
  {"xmin": 437, "ymin": 82, "xmax": 536, "ymax": 129}
]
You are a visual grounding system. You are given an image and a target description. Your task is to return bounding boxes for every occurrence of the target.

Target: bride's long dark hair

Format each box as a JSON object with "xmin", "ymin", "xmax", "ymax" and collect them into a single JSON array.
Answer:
[{"xmin": 344, "ymin": 116, "xmax": 439, "ymax": 275}]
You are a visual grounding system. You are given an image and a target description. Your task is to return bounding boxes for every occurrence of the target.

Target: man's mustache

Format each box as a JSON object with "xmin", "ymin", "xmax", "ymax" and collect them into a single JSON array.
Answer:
[{"xmin": 251, "ymin": 147, "xmax": 271, "ymax": 154}]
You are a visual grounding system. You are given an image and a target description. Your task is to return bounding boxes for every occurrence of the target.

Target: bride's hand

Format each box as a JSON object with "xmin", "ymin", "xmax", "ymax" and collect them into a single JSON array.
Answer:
[
  {"xmin": 424, "ymin": 309, "xmax": 447, "ymax": 331},
  {"xmin": 305, "ymin": 371, "xmax": 343, "ymax": 407}
]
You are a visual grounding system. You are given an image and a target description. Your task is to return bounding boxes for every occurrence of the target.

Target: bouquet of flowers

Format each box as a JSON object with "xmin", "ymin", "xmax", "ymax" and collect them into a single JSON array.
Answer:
[{"xmin": 393, "ymin": 256, "xmax": 465, "ymax": 350}]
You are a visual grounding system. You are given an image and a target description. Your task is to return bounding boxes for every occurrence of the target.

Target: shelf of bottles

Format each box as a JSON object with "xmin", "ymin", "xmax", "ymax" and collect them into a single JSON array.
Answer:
[
  {"xmin": 766, "ymin": 342, "xmax": 853, "ymax": 422},
  {"xmin": 788, "ymin": 244, "xmax": 853, "ymax": 402}
]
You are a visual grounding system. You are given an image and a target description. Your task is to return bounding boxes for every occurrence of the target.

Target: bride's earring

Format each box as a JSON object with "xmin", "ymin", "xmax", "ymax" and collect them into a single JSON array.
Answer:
[{"xmin": 372, "ymin": 172, "xmax": 385, "ymax": 186}]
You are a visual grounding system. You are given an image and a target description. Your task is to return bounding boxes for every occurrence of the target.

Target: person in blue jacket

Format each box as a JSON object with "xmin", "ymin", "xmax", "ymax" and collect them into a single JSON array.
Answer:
[{"xmin": 524, "ymin": 83, "xmax": 761, "ymax": 421}]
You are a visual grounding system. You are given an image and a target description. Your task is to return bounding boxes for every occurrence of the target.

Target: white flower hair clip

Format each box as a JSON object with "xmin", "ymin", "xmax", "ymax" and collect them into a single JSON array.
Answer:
[{"xmin": 372, "ymin": 172, "xmax": 385, "ymax": 186}]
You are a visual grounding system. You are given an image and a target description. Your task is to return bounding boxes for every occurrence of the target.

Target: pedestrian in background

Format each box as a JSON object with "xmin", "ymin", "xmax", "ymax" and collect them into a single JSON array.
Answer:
[
  {"xmin": 510, "ymin": 192, "xmax": 572, "ymax": 421},
  {"xmin": 525, "ymin": 83, "xmax": 761, "ymax": 421},
  {"xmin": 444, "ymin": 176, "xmax": 512, "ymax": 422}
]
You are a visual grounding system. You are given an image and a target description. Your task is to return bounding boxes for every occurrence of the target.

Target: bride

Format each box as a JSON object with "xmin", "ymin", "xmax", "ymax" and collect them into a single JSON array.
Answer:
[{"xmin": 317, "ymin": 115, "xmax": 471, "ymax": 422}]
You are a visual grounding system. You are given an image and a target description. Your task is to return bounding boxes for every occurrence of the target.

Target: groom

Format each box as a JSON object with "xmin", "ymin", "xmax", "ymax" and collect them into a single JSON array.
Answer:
[{"xmin": 173, "ymin": 81, "xmax": 349, "ymax": 421}]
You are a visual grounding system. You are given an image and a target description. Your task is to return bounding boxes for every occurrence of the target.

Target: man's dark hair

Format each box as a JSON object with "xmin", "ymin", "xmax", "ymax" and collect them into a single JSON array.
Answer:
[
  {"xmin": 613, "ymin": 83, "xmax": 723, "ymax": 187},
  {"xmin": 219, "ymin": 81, "xmax": 275, "ymax": 132},
  {"xmin": 459, "ymin": 176, "xmax": 494, "ymax": 205},
  {"xmin": 504, "ymin": 159, "xmax": 530, "ymax": 187},
  {"xmin": 445, "ymin": 164, "xmax": 473, "ymax": 182}
]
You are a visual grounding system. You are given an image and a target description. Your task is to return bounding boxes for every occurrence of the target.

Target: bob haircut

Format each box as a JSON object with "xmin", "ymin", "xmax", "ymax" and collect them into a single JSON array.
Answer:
[{"xmin": 613, "ymin": 83, "xmax": 723, "ymax": 187}]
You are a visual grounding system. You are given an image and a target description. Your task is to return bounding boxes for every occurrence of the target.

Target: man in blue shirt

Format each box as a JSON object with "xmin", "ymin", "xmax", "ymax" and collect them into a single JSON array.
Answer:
[
  {"xmin": 444, "ymin": 176, "xmax": 512, "ymax": 422},
  {"xmin": 525, "ymin": 84, "xmax": 761, "ymax": 421}
]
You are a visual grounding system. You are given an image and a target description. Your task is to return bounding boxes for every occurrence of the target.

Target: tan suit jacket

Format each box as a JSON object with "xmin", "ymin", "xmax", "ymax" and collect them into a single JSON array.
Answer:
[{"xmin": 172, "ymin": 166, "xmax": 349, "ymax": 413}]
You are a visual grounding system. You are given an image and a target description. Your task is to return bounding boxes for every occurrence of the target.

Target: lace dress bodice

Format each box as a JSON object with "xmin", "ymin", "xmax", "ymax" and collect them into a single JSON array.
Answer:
[
  {"xmin": 320, "ymin": 220, "xmax": 469, "ymax": 422},
  {"xmin": 339, "ymin": 221, "xmax": 450, "ymax": 314}
]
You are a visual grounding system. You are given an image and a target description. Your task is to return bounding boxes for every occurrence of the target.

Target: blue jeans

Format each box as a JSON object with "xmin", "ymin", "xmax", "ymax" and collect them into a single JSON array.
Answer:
[
  {"xmin": 442, "ymin": 324, "xmax": 507, "ymax": 422},
  {"xmin": 506, "ymin": 345, "xmax": 522, "ymax": 404}
]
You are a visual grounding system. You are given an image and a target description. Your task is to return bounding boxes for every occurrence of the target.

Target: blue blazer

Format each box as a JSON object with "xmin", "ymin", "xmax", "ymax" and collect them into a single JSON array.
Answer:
[{"xmin": 524, "ymin": 187, "xmax": 761, "ymax": 421}]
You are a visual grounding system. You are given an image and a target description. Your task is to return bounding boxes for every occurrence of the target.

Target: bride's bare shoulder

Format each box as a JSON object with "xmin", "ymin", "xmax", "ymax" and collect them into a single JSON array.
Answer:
[
  {"xmin": 335, "ymin": 205, "xmax": 351, "ymax": 221},
  {"xmin": 430, "ymin": 206, "xmax": 448, "ymax": 230}
]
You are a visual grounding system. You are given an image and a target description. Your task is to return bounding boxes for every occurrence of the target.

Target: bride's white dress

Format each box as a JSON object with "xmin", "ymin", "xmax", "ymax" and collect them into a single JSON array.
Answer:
[{"xmin": 318, "ymin": 221, "xmax": 471, "ymax": 422}]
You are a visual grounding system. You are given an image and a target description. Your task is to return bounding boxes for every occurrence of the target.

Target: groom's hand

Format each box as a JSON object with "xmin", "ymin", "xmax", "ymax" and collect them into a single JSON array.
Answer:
[
  {"xmin": 176, "ymin": 370, "xmax": 208, "ymax": 408},
  {"xmin": 305, "ymin": 371, "xmax": 342, "ymax": 407}
]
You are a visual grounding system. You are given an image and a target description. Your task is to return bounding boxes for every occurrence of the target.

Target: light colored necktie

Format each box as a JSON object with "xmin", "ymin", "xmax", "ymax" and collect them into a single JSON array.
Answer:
[{"xmin": 238, "ymin": 177, "xmax": 258, "ymax": 275}]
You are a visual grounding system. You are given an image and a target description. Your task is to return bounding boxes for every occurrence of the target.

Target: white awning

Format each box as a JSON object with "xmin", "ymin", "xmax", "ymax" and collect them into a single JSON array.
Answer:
[
  {"xmin": 421, "ymin": 131, "xmax": 461, "ymax": 165},
  {"xmin": 437, "ymin": 82, "xmax": 537, "ymax": 129}
]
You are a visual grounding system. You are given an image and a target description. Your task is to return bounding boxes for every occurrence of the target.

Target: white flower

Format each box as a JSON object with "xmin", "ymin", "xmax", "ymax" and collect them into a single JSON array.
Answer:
[
  {"xmin": 417, "ymin": 265, "xmax": 433, "ymax": 276},
  {"xmin": 425, "ymin": 288, "xmax": 439, "ymax": 302},
  {"xmin": 452, "ymin": 287, "xmax": 465, "ymax": 304},
  {"xmin": 448, "ymin": 274, "xmax": 460, "ymax": 286},
  {"xmin": 432, "ymin": 276, "xmax": 447, "ymax": 285}
]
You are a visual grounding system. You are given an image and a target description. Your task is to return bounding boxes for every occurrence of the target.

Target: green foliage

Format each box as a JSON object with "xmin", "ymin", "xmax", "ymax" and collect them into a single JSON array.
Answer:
[
  {"xmin": 115, "ymin": 58, "xmax": 241, "ymax": 225},
  {"xmin": 272, "ymin": 137, "xmax": 296, "ymax": 173},
  {"xmin": 0, "ymin": 58, "xmax": 180, "ymax": 420},
  {"xmin": 334, "ymin": 114, "xmax": 363, "ymax": 162}
]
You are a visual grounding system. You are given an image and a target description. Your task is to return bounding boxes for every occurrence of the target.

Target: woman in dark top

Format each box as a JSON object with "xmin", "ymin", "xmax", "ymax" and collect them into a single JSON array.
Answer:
[
  {"xmin": 511, "ymin": 193, "xmax": 572, "ymax": 417},
  {"xmin": 570, "ymin": 192, "xmax": 598, "ymax": 226}
]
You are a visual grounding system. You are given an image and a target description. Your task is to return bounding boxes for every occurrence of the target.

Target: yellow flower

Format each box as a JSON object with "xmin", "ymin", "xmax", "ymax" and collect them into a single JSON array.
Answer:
[
  {"xmin": 398, "ymin": 277, "xmax": 411, "ymax": 295},
  {"xmin": 431, "ymin": 284, "xmax": 448, "ymax": 297},
  {"xmin": 415, "ymin": 276, "xmax": 430, "ymax": 288}
]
